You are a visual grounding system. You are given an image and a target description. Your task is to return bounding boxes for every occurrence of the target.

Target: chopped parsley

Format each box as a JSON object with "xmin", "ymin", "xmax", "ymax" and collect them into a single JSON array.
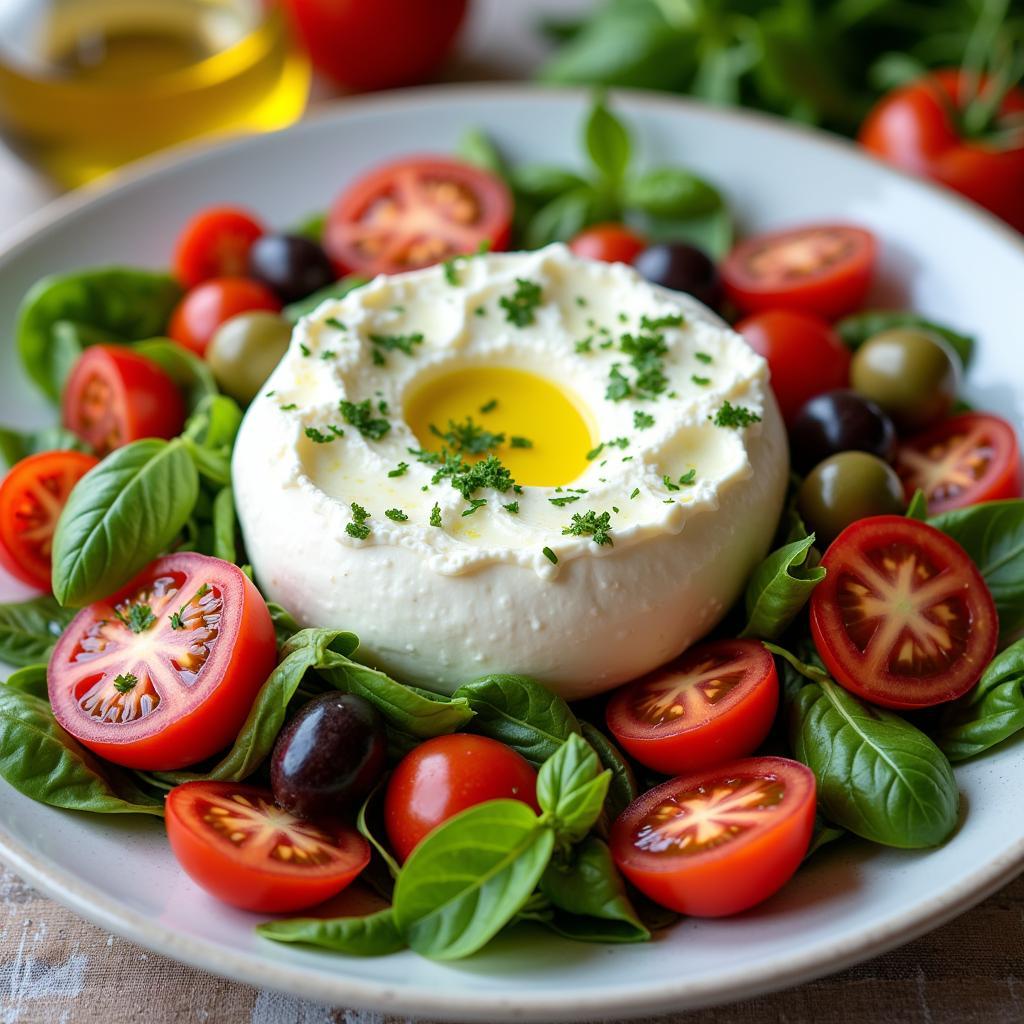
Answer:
[
  {"xmin": 280, "ymin": 402, "xmax": 297, "ymax": 411},
  {"xmin": 346, "ymin": 503, "xmax": 371, "ymax": 540},
  {"xmin": 586, "ymin": 437, "xmax": 629, "ymax": 461},
  {"xmin": 304, "ymin": 425, "xmax": 344, "ymax": 444},
  {"xmin": 575, "ymin": 295, "xmax": 588, "ymax": 307},
  {"xmin": 695, "ymin": 351, "xmax": 713, "ymax": 364},
  {"xmin": 618, "ymin": 311, "xmax": 629, "ymax": 323},
  {"xmin": 431, "ymin": 416, "xmax": 504, "ymax": 455},
  {"xmin": 678, "ymin": 468, "xmax": 697, "ymax": 485},
  {"xmin": 562, "ymin": 510, "xmax": 613, "ymax": 547},
  {"xmin": 442, "ymin": 240, "xmax": 491, "ymax": 285},
  {"xmin": 549, "ymin": 495, "xmax": 581, "ymax": 507},
  {"xmin": 480, "ymin": 398, "xmax": 498, "ymax": 414},
  {"xmin": 474, "ymin": 306, "xmax": 487, "ymax": 317},
  {"xmin": 499, "ymin": 278, "xmax": 543, "ymax": 327},
  {"xmin": 713, "ymin": 402, "xmax": 762, "ymax": 429},
  {"xmin": 503, "ymin": 501, "xmax": 520, "ymax": 513},
  {"xmin": 116, "ymin": 603, "xmax": 156, "ymax": 634},
  {"xmin": 325, "ymin": 317, "xmax": 346, "ymax": 330},
  {"xmin": 630, "ymin": 487, "xmax": 640, "ymax": 499},
  {"xmin": 321, "ymin": 350, "xmax": 335, "ymax": 361},
  {"xmin": 169, "ymin": 610, "xmax": 186, "ymax": 630},
  {"xmin": 384, "ymin": 508, "xmax": 409, "ymax": 522},
  {"xmin": 429, "ymin": 503, "xmax": 443, "ymax": 527},
  {"xmin": 510, "ymin": 436, "xmax": 533, "ymax": 449},
  {"xmin": 113, "ymin": 672, "xmax": 138, "ymax": 694},
  {"xmin": 368, "ymin": 331, "xmax": 424, "ymax": 366},
  {"xmin": 640, "ymin": 313, "xmax": 684, "ymax": 330},
  {"xmin": 340, "ymin": 399, "xmax": 390, "ymax": 441},
  {"xmin": 605, "ymin": 363, "xmax": 631, "ymax": 401},
  {"xmin": 447, "ymin": 454, "xmax": 516, "ymax": 499},
  {"xmin": 574, "ymin": 336, "xmax": 593, "ymax": 354},
  {"xmin": 543, "ymin": 546, "xmax": 558, "ymax": 565},
  {"xmin": 691, "ymin": 374, "xmax": 711, "ymax": 387},
  {"xmin": 300, "ymin": 343, "xmax": 311, "ymax": 357},
  {"xmin": 633, "ymin": 410, "xmax": 655, "ymax": 429},
  {"xmin": 388, "ymin": 461, "xmax": 409, "ymax": 478},
  {"xmin": 462, "ymin": 498, "xmax": 488, "ymax": 517}
]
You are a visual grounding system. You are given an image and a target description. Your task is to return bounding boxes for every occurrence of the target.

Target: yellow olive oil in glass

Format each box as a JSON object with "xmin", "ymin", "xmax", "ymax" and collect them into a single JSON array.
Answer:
[{"xmin": 0, "ymin": 0, "xmax": 311, "ymax": 186}]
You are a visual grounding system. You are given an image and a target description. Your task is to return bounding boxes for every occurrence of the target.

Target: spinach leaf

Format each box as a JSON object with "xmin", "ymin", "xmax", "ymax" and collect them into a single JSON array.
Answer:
[
  {"xmin": 0, "ymin": 686, "xmax": 164, "ymax": 816},
  {"xmin": 584, "ymin": 96, "xmax": 632, "ymax": 184},
  {"xmin": 3, "ymin": 664, "xmax": 48, "ymax": 699},
  {"xmin": 392, "ymin": 799, "xmax": 554, "ymax": 960},
  {"xmin": 788, "ymin": 674, "xmax": 959, "ymax": 848},
  {"xmin": 257, "ymin": 908, "xmax": 404, "ymax": 955},
  {"xmin": 0, "ymin": 596, "xmax": 76, "ymax": 667},
  {"xmin": 453, "ymin": 673, "xmax": 580, "ymax": 767},
  {"xmin": 211, "ymin": 487, "xmax": 237, "ymax": 564},
  {"xmin": 539, "ymin": 836, "xmax": 648, "ymax": 943},
  {"xmin": 740, "ymin": 534, "xmax": 825, "ymax": 641},
  {"xmin": 51, "ymin": 438, "xmax": 199, "ymax": 607},
  {"xmin": 0, "ymin": 425, "xmax": 87, "ymax": 469},
  {"xmin": 580, "ymin": 721, "xmax": 637, "ymax": 822},
  {"xmin": 132, "ymin": 339, "xmax": 219, "ymax": 412},
  {"xmin": 836, "ymin": 310, "xmax": 975, "ymax": 369},
  {"xmin": 932, "ymin": 499, "xmax": 1024, "ymax": 648},
  {"xmin": 536, "ymin": 733, "xmax": 610, "ymax": 845},
  {"xmin": 935, "ymin": 639, "xmax": 1024, "ymax": 761},
  {"xmin": 622, "ymin": 168, "xmax": 721, "ymax": 219},
  {"xmin": 17, "ymin": 268, "xmax": 182, "ymax": 401},
  {"xmin": 283, "ymin": 276, "xmax": 368, "ymax": 323}
]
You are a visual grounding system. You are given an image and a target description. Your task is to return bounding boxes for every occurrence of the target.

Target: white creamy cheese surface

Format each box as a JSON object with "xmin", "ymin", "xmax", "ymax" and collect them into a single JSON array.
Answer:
[{"xmin": 233, "ymin": 245, "xmax": 789, "ymax": 697}]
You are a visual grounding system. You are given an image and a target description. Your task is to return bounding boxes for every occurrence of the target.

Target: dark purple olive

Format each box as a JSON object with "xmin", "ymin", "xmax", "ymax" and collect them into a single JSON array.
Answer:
[
  {"xmin": 789, "ymin": 389, "xmax": 897, "ymax": 474},
  {"xmin": 634, "ymin": 243, "xmax": 722, "ymax": 309},
  {"xmin": 248, "ymin": 234, "xmax": 336, "ymax": 304},
  {"xmin": 271, "ymin": 692, "xmax": 386, "ymax": 820}
]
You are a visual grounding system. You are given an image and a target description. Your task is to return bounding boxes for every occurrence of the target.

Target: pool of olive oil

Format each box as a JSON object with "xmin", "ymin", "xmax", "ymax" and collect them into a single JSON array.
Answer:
[{"xmin": 0, "ymin": 0, "xmax": 310, "ymax": 186}]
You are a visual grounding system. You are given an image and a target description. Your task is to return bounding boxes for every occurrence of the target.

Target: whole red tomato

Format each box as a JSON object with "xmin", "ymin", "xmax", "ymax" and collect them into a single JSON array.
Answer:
[
  {"xmin": 283, "ymin": 0, "xmax": 469, "ymax": 92},
  {"xmin": 860, "ymin": 70, "xmax": 1024, "ymax": 232}
]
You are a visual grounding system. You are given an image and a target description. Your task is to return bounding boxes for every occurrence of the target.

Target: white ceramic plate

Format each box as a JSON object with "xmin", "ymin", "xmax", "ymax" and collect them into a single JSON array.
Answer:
[{"xmin": 2, "ymin": 85, "xmax": 1024, "ymax": 1022}]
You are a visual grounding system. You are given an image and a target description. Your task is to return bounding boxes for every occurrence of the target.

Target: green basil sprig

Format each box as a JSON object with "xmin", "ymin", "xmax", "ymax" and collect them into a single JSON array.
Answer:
[
  {"xmin": 836, "ymin": 310, "xmax": 975, "ymax": 369},
  {"xmin": 0, "ymin": 596, "xmax": 77, "ymax": 667},
  {"xmin": 537, "ymin": 733, "xmax": 611, "ymax": 846},
  {"xmin": 180, "ymin": 394, "xmax": 243, "ymax": 487},
  {"xmin": 132, "ymin": 339, "xmax": 219, "ymax": 413},
  {"xmin": 257, "ymin": 908, "xmax": 404, "ymax": 956},
  {"xmin": 51, "ymin": 438, "xmax": 199, "ymax": 607},
  {"xmin": 740, "ymin": 534, "xmax": 826, "ymax": 641}
]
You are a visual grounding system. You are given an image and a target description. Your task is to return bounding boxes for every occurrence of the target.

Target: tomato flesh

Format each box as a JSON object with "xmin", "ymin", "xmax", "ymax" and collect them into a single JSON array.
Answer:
[
  {"xmin": 606, "ymin": 639, "xmax": 778, "ymax": 775},
  {"xmin": 569, "ymin": 223, "xmax": 647, "ymax": 265},
  {"xmin": 174, "ymin": 206, "xmax": 265, "ymax": 288},
  {"xmin": 324, "ymin": 157, "xmax": 513, "ymax": 278},
  {"xmin": 611, "ymin": 756, "xmax": 815, "ymax": 917},
  {"xmin": 810, "ymin": 515, "xmax": 998, "ymax": 709},
  {"xmin": 723, "ymin": 224, "xmax": 876, "ymax": 319},
  {"xmin": 48, "ymin": 553, "xmax": 276, "ymax": 769},
  {"xmin": 0, "ymin": 450, "xmax": 99, "ymax": 590},
  {"xmin": 895, "ymin": 412, "xmax": 1022, "ymax": 515},
  {"xmin": 166, "ymin": 781, "xmax": 370, "ymax": 913}
]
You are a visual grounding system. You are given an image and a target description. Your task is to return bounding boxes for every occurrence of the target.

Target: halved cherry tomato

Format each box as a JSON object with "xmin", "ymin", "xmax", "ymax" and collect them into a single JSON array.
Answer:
[
  {"xmin": 48, "ymin": 553, "xmax": 276, "ymax": 770},
  {"xmin": 606, "ymin": 639, "xmax": 779, "ymax": 775},
  {"xmin": 174, "ymin": 206, "xmax": 265, "ymax": 288},
  {"xmin": 810, "ymin": 515, "xmax": 998, "ymax": 709},
  {"xmin": 62, "ymin": 345, "xmax": 186, "ymax": 456},
  {"xmin": 168, "ymin": 278, "xmax": 282, "ymax": 357},
  {"xmin": 723, "ymin": 225, "xmax": 876, "ymax": 319},
  {"xmin": 569, "ymin": 223, "xmax": 647, "ymax": 265},
  {"xmin": 166, "ymin": 781, "xmax": 370, "ymax": 913},
  {"xmin": 894, "ymin": 412, "xmax": 1022, "ymax": 515},
  {"xmin": 384, "ymin": 733, "xmax": 539, "ymax": 862},
  {"xmin": 611, "ymin": 756, "xmax": 815, "ymax": 917},
  {"xmin": 737, "ymin": 310, "xmax": 851, "ymax": 424},
  {"xmin": 0, "ymin": 451, "xmax": 98, "ymax": 590},
  {"xmin": 324, "ymin": 157, "xmax": 513, "ymax": 278}
]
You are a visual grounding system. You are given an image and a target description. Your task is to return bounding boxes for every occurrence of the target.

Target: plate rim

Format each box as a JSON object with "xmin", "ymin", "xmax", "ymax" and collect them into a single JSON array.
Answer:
[{"xmin": 2, "ymin": 81, "xmax": 1024, "ymax": 1019}]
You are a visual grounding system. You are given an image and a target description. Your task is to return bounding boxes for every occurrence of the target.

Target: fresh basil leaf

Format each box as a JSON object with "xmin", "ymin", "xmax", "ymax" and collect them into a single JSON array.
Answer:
[
  {"xmin": 50, "ymin": 321, "xmax": 91, "ymax": 390},
  {"xmin": 935, "ymin": 639, "xmax": 1024, "ymax": 761},
  {"xmin": 836, "ymin": 311, "xmax": 975, "ymax": 369},
  {"xmin": 0, "ymin": 596, "xmax": 77, "ymax": 667},
  {"xmin": 523, "ymin": 187, "xmax": 603, "ymax": 250},
  {"xmin": 51, "ymin": 438, "xmax": 199, "ymax": 607},
  {"xmin": 283, "ymin": 276, "xmax": 368, "ymax": 323},
  {"xmin": 509, "ymin": 164, "xmax": 590, "ymax": 201},
  {"xmin": 0, "ymin": 687, "xmax": 164, "ymax": 816},
  {"xmin": 539, "ymin": 836, "xmax": 648, "ymax": 943},
  {"xmin": 623, "ymin": 168, "xmax": 721, "ymax": 219},
  {"xmin": 133, "ymin": 338, "xmax": 219, "ymax": 413},
  {"xmin": 290, "ymin": 211, "xmax": 326, "ymax": 244},
  {"xmin": 17, "ymin": 268, "xmax": 182, "ymax": 401},
  {"xmin": 740, "ymin": 534, "xmax": 826, "ymax": 641},
  {"xmin": 268, "ymin": 602, "xmax": 300, "ymax": 648},
  {"xmin": 257, "ymin": 907, "xmax": 404, "ymax": 955},
  {"xmin": 455, "ymin": 128, "xmax": 508, "ymax": 180},
  {"xmin": 3, "ymin": 664, "xmax": 49, "ymax": 699},
  {"xmin": 0, "ymin": 425, "xmax": 87, "ymax": 469},
  {"xmin": 536, "ymin": 733, "xmax": 610, "ymax": 845},
  {"xmin": 906, "ymin": 489, "xmax": 929, "ymax": 521},
  {"xmin": 211, "ymin": 486, "xmax": 237, "ymax": 564},
  {"xmin": 931, "ymin": 499, "xmax": 1024, "ymax": 648},
  {"xmin": 453, "ymin": 673, "xmax": 580, "ymax": 767},
  {"xmin": 580, "ymin": 721, "xmax": 637, "ymax": 823},
  {"xmin": 357, "ymin": 783, "xmax": 401, "ymax": 880},
  {"xmin": 181, "ymin": 394, "xmax": 243, "ymax": 486},
  {"xmin": 788, "ymin": 674, "xmax": 959, "ymax": 848},
  {"xmin": 584, "ymin": 96, "xmax": 632, "ymax": 184},
  {"xmin": 393, "ymin": 799, "xmax": 554, "ymax": 960}
]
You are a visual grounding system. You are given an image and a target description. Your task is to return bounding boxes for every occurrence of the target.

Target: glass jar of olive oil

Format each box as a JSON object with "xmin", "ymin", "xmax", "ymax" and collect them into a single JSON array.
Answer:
[{"xmin": 0, "ymin": 0, "xmax": 311, "ymax": 186}]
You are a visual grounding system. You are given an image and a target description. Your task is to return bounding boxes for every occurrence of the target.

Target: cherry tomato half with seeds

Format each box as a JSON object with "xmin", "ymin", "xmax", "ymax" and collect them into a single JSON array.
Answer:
[
  {"xmin": 894, "ymin": 412, "xmax": 1022, "ymax": 515},
  {"xmin": 611, "ymin": 756, "xmax": 816, "ymax": 917},
  {"xmin": 166, "ymin": 781, "xmax": 370, "ymax": 913},
  {"xmin": 48, "ymin": 553, "xmax": 276, "ymax": 770},
  {"xmin": 0, "ymin": 451, "xmax": 98, "ymax": 590},
  {"xmin": 174, "ymin": 206, "xmax": 265, "ymax": 288},
  {"xmin": 62, "ymin": 345, "xmax": 186, "ymax": 456},
  {"xmin": 723, "ymin": 224, "xmax": 876, "ymax": 319},
  {"xmin": 324, "ymin": 157, "xmax": 513, "ymax": 278},
  {"xmin": 384, "ymin": 733, "xmax": 539, "ymax": 862},
  {"xmin": 569, "ymin": 223, "xmax": 647, "ymax": 265},
  {"xmin": 606, "ymin": 639, "xmax": 779, "ymax": 775},
  {"xmin": 810, "ymin": 515, "xmax": 998, "ymax": 709},
  {"xmin": 168, "ymin": 278, "xmax": 282, "ymax": 358}
]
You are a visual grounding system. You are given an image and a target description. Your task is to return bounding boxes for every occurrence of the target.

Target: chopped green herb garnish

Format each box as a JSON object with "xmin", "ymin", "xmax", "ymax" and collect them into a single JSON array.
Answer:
[
  {"xmin": 321, "ymin": 350, "xmax": 335, "ymax": 360},
  {"xmin": 503, "ymin": 501, "xmax": 520, "ymax": 513},
  {"xmin": 499, "ymin": 278, "xmax": 543, "ymax": 327},
  {"xmin": 325, "ymin": 317, "xmax": 346, "ymax": 331},
  {"xmin": 663, "ymin": 474, "xmax": 680, "ymax": 492},
  {"xmin": 575, "ymin": 295, "xmax": 587, "ymax": 307},
  {"xmin": 713, "ymin": 402, "xmax": 762, "ymax": 428},
  {"xmin": 549, "ymin": 495, "xmax": 581, "ymax": 507},
  {"xmin": 113, "ymin": 672, "xmax": 138, "ymax": 694},
  {"xmin": 691, "ymin": 375, "xmax": 711, "ymax": 387},
  {"xmin": 618, "ymin": 311, "xmax": 629, "ymax": 323},
  {"xmin": 630, "ymin": 487, "xmax": 640, "ymax": 499},
  {"xmin": 194, "ymin": 583, "xmax": 211, "ymax": 600},
  {"xmin": 474, "ymin": 306, "xmax": 487, "ymax": 317},
  {"xmin": 169, "ymin": 611, "xmax": 186, "ymax": 630},
  {"xmin": 586, "ymin": 437, "xmax": 629, "ymax": 461},
  {"xmin": 562, "ymin": 510, "xmax": 614, "ymax": 547},
  {"xmin": 388, "ymin": 461, "xmax": 409, "ymax": 478},
  {"xmin": 695, "ymin": 351, "xmax": 713, "ymax": 364},
  {"xmin": 429, "ymin": 503, "xmax": 442, "ymax": 527},
  {"xmin": 543, "ymin": 546, "xmax": 558, "ymax": 565},
  {"xmin": 633, "ymin": 410, "xmax": 655, "ymax": 429},
  {"xmin": 605, "ymin": 363, "xmax": 632, "ymax": 401},
  {"xmin": 368, "ymin": 331, "xmax": 424, "ymax": 365},
  {"xmin": 431, "ymin": 416, "xmax": 504, "ymax": 455},
  {"xmin": 304, "ymin": 425, "xmax": 344, "ymax": 444},
  {"xmin": 442, "ymin": 241, "xmax": 491, "ymax": 285},
  {"xmin": 340, "ymin": 399, "xmax": 390, "ymax": 441},
  {"xmin": 510, "ymin": 436, "xmax": 533, "ymax": 449},
  {"xmin": 265, "ymin": 389, "xmax": 276, "ymax": 397},
  {"xmin": 678, "ymin": 468, "xmax": 697, "ymax": 485},
  {"xmin": 280, "ymin": 403, "xmax": 297, "ymax": 411},
  {"xmin": 640, "ymin": 313, "xmax": 684, "ymax": 330},
  {"xmin": 575, "ymin": 336, "xmax": 593, "ymax": 354},
  {"xmin": 462, "ymin": 498, "xmax": 488, "ymax": 517},
  {"xmin": 299, "ymin": 343, "xmax": 311, "ymax": 357},
  {"xmin": 346, "ymin": 503, "xmax": 371, "ymax": 540},
  {"xmin": 480, "ymin": 398, "xmax": 498, "ymax": 414},
  {"xmin": 116, "ymin": 603, "xmax": 156, "ymax": 634},
  {"xmin": 385, "ymin": 508, "xmax": 409, "ymax": 522}
]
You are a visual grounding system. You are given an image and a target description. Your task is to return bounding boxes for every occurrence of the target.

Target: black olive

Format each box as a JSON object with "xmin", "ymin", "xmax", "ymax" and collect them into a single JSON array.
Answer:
[
  {"xmin": 248, "ymin": 234, "xmax": 336, "ymax": 304},
  {"xmin": 633, "ymin": 243, "xmax": 723, "ymax": 310},
  {"xmin": 789, "ymin": 389, "xmax": 897, "ymax": 474},
  {"xmin": 271, "ymin": 692, "xmax": 386, "ymax": 820}
]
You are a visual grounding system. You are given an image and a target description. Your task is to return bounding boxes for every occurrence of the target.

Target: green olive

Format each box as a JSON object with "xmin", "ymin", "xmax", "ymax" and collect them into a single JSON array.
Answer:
[
  {"xmin": 849, "ymin": 327, "xmax": 959, "ymax": 432},
  {"xmin": 797, "ymin": 451, "xmax": 905, "ymax": 545},
  {"xmin": 208, "ymin": 311, "xmax": 292, "ymax": 404}
]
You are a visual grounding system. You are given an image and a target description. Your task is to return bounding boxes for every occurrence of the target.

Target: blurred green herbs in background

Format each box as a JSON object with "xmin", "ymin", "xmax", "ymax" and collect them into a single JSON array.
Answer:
[{"xmin": 537, "ymin": 0, "xmax": 1024, "ymax": 135}]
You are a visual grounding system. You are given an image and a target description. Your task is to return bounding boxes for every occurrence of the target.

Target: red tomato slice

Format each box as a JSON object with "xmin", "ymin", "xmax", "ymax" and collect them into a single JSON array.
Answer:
[
  {"xmin": 174, "ymin": 206, "xmax": 265, "ymax": 288},
  {"xmin": 569, "ymin": 223, "xmax": 647, "ymax": 265},
  {"xmin": 723, "ymin": 224, "xmax": 876, "ymax": 319},
  {"xmin": 168, "ymin": 277, "xmax": 282, "ymax": 357},
  {"xmin": 48, "ymin": 553, "xmax": 276, "ymax": 770},
  {"xmin": 894, "ymin": 412, "xmax": 1023, "ymax": 515},
  {"xmin": 606, "ymin": 639, "xmax": 778, "ymax": 775},
  {"xmin": 324, "ymin": 157, "xmax": 513, "ymax": 278},
  {"xmin": 810, "ymin": 516, "xmax": 998, "ymax": 709},
  {"xmin": 62, "ymin": 345, "xmax": 186, "ymax": 456},
  {"xmin": 0, "ymin": 451, "xmax": 99, "ymax": 590},
  {"xmin": 166, "ymin": 781, "xmax": 370, "ymax": 913},
  {"xmin": 611, "ymin": 756, "xmax": 815, "ymax": 917}
]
